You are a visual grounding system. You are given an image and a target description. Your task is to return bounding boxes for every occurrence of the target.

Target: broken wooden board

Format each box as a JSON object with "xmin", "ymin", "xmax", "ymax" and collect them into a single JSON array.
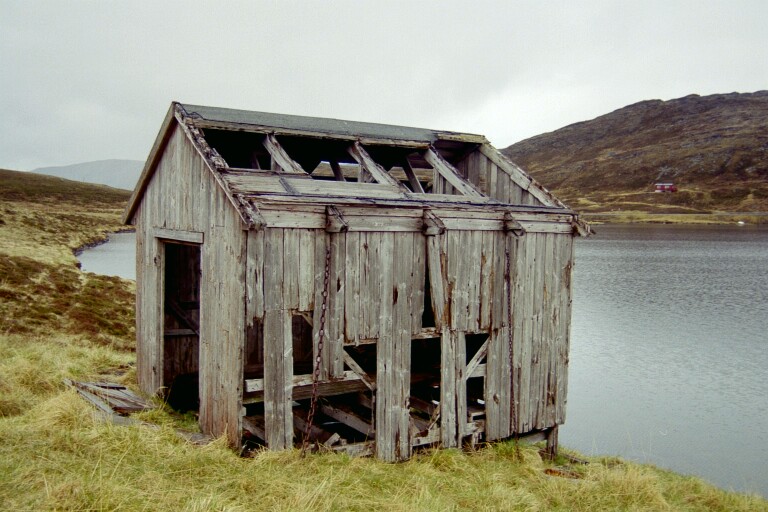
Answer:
[{"xmin": 65, "ymin": 380, "xmax": 154, "ymax": 415}]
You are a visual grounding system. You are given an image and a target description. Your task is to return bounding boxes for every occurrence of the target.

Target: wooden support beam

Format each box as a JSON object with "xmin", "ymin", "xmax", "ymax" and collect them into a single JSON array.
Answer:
[
  {"xmin": 329, "ymin": 161, "xmax": 346, "ymax": 182},
  {"xmin": 242, "ymin": 416, "xmax": 266, "ymax": 441},
  {"xmin": 504, "ymin": 212, "xmax": 526, "ymax": 237},
  {"xmin": 422, "ymin": 210, "xmax": 446, "ymax": 236},
  {"xmin": 320, "ymin": 402, "xmax": 375, "ymax": 439},
  {"xmin": 348, "ymin": 142, "xmax": 408, "ymax": 191},
  {"xmin": 167, "ymin": 298, "xmax": 199, "ymax": 335},
  {"xmin": 423, "ymin": 146, "xmax": 483, "ymax": 197},
  {"xmin": 325, "ymin": 205, "xmax": 349, "ymax": 233},
  {"xmin": 343, "ymin": 352, "xmax": 376, "ymax": 391},
  {"xmin": 293, "ymin": 409, "xmax": 341, "ymax": 447},
  {"xmin": 243, "ymin": 374, "xmax": 368, "ymax": 404},
  {"xmin": 244, "ymin": 370, "xmax": 360, "ymax": 393},
  {"xmin": 402, "ymin": 158, "xmax": 425, "ymax": 193},
  {"xmin": 544, "ymin": 425, "xmax": 559, "ymax": 460},
  {"xmin": 263, "ymin": 133, "xmax": 306, "ymax": 174},
  {"xmin": 466, "ymin": 338, "xmax": 490, "ymax": 379},
  {"xmin": 235, "ymin": 194, "xmax": 267, "ymax": 230}
]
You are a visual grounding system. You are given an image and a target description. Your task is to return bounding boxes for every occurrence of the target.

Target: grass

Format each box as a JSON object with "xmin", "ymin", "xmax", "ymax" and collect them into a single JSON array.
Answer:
[{"xmin": 1, "ymin": 169, "xmax": 767, "ymax": 510}]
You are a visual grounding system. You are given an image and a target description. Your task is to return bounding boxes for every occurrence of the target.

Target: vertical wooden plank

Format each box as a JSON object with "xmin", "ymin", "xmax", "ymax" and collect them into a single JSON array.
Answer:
[
  {"xmin": 393, "ymin": 233, "xmax": 413, "ymax": 460},
  {"xmin": 497, "ymin": 170, "xmax": 509, "ymax": 204},
  {"xmin": 519, "ymin": 233, "xmax": 538, "ymax": 431},
  {"xmin": 467, "ymin": 231, "xmax": 482, "ymax": 332},
  {"xmin": 327, "ymin": 233, "xmax": 345, "ymax": 377},
  {"xmin": 479, "ymin": 230, "xmax": 494, "ymax": 331},
  {"xmin": 542, "ymin": 233, "xmax": 558, "ymax": 429},
  {"xmin": 427, "ymin": 234, "xmax": 447, "ymax": 331},
  {"xmin": 488, "ymin": 163, "xmax": 498, "ymax": 200},
  {"xmin": 297, "ymin": 229, "xmax": 315, "ymax": 312},
  {"xmin": 247, "ymin": 230, "xmax": 265, "ymax": 323},
  {"xmin": 368, "ymin": 232, "xmax": 382, "ymax": 339},
  {"xmin": 448, "ymin": 231, "xmax": 468, "ymax": 331},
  {"xmin": 531, "ymin": 233, "xmax": 548, "ymax": 429},
  {"xmin": 375, "ymin": 232, "xmax": 395, "ymax": 461},
  {"xmin": 454, "ymin": 331, "xmax": 467, "ymax": 439},
  {"xmin": 283, "ymin": 229, "xmax": 300, "ymax": 311},
  {"xmin": 477, "ymin": 151, "xmax": 490, "ymax": 195},
  {"xmin": 440, "ymin": 329, "xmax": 457, "ymax": 447},
  {"xmin": 264, "ymin": 309, "xmax": 293, "ymax": 449},
  {"xmin": 264, "ymin": 229, "xmax": 293, "ymax": 449},
  {"xmin": 466, "ymin": 151, "xmax": 481, "ymax": 190},
  {"xmin": 556, "ymin": 235, "xmax": 574, "ymax": 425},
  {"xmin": 486, "ymin": 231, "xmax": 512, "ymax": 440},
  {"xmin": 411, "ymin": 232, "xmax": 426, "ymax": 335},
  {"xmin": 344, "ymin": 231, "xmax": 361, "ymax": 344}
]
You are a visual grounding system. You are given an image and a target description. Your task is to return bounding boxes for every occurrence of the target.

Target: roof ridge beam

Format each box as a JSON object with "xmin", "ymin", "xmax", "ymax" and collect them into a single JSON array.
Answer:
[
  {"xmin": 263, "ymin": 134, "xmax": 306, "ymax": 174},
  {"xmin": 423, "ymin": 145, "xmax": 483, "ymax": 197},
  {"xmin": 348, "ymin": 142, "xmax": 409, "ymax": 192}
]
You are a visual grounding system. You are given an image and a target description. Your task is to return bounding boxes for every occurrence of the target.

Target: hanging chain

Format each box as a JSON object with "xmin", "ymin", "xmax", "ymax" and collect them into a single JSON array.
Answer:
[
  {"xmin": 301, "ymin": 241, "xmax": 332, "ymax": 454},
  {"xmin": 505, "ymin": 238, "xmax": 521, "ymax": 458}
]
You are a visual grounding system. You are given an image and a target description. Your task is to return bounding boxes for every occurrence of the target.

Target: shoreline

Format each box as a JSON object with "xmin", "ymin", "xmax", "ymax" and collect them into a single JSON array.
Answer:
[{"xmin": 582, "ymin": 211, "xmax": 768, "ymax": 225}]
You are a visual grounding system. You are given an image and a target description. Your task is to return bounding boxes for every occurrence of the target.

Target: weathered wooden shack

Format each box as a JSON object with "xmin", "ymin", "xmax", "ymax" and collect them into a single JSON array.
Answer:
[{"xmin": 123, "ymin": 102, "xmax": 589, "ymax": 461}]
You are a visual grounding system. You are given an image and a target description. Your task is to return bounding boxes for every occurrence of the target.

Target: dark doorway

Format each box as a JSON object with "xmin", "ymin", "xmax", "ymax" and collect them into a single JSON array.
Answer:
[{"xmin": 162, "ymin": 242, "xmax": 202, "ymax": 411}]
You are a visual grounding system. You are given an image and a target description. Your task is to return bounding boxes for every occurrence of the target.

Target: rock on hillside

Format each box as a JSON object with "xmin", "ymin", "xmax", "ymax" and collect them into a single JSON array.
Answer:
[{"xmin": 503, "ymin": 91, "xmax": 768, "ymax": 212}]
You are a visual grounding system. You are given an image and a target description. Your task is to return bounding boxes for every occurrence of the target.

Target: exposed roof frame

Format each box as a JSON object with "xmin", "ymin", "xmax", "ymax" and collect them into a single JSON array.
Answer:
[
  {"xmin": 478, "ymin": 144, "xmax": 565, "ymax": 209},
  {"xmin": 263, "ymin": 134, "xmax": 305, "ymax": 174},
  {"xmin": 189, "ymin": 118, "xmax": 435, "ymax": 149},
  {"xmin": 348, "ymin": 141, "xmax": 410, "ymax": 192},
  {"xmin": 423, "ymin": 145, "xmax": 483, "ymax": 198}
]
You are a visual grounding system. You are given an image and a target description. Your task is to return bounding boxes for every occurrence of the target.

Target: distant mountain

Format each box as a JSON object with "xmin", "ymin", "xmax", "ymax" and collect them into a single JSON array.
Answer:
[
  {"xmin": 503, "ymin": 91, "xmax": 768, "ymax": 213},
  {"xmin": 32, "ymin": 159, "xmax": 143, "ymax": 191}
]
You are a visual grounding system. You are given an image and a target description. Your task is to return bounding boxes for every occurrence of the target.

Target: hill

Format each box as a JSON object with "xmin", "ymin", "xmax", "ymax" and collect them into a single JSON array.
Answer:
[
  {"xmin": 32, "ymin": 159, "xmax": 143, "ymax": 191},
  {"xmin": 503, "ymin": 91, "xmax": 768, "ymax": 216}
]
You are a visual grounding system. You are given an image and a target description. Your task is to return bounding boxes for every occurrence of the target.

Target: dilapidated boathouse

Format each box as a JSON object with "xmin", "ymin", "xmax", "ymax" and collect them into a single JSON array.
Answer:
[{"xmin": 123, "ymin": 102, "xmax": 588, "ymax": 461}]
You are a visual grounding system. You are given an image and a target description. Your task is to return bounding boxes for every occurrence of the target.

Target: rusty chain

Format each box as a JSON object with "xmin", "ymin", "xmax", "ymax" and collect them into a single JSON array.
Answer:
[
  {"xmin": 505, "ymin": 237, "xmax": 521, "ymax": 457},
  {"xmin": 301, "ymin": 240, "xmax": 332, "ymax": 454}
]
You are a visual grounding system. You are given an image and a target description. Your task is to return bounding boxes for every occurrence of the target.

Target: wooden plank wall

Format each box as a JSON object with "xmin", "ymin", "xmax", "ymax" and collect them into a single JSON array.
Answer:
[
  {"xmin": 134, "ymin": 122, "xmax": 246, "ymax": 446},
  {"xmin": 428, "ymin": 228, "xmax": 574, "ymax": 444},
  {"xmin": 454, "ymin": 150, "xmax": 542, "ymax": 206},
  {"xmin": 250, "ymin": 227, "xmax": 423, "ymax": 460}
]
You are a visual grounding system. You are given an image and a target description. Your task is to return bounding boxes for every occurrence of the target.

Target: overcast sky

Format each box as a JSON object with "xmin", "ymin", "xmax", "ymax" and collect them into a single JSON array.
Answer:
[{"xmin": 1, "ymin": 1, "xmax": 767, "ymax": 171}]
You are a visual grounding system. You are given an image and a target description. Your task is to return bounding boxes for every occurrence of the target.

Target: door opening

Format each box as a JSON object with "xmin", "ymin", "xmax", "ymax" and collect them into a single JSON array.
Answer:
[{"xmin": 162, "ymin": 241, "xmax": 202, "ymax": 411}]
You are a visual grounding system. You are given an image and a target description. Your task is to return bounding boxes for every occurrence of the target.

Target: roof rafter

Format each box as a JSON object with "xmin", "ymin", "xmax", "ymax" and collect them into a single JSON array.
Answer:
[
  {"xmin": 263, "ymin": 134, "xmax": 306, "ymax": 175},
  {"xmin": 423, "ymin": 146, "xmax": 483, "ymax": 198},
  {"xmin": 348, "ymin": 142, "xmax": 409, "ymax": 192}
]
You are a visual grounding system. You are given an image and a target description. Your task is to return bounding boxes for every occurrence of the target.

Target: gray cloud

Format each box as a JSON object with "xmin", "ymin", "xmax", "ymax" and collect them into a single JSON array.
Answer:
[{"xmin": 2, "ymin": 0, "xmax": 767, "ymax": 170}]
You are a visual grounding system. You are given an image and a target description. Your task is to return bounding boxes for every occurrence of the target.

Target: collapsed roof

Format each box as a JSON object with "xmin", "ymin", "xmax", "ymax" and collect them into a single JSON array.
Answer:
[{"xmin": 125, "ymin": 102, "xmax": 580, "ymax": 232}]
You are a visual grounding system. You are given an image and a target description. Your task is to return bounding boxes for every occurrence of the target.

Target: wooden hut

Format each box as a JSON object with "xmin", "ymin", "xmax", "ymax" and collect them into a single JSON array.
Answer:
[{"xmin": 123, "ymin": 102, "xmax": 589, "ymax": 461}]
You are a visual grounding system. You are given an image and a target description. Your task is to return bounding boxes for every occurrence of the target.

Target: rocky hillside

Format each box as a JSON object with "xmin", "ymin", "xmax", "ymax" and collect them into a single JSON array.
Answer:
[{"xmin": 503, "ymin": 91, "xmax": 768, "ymax": 213}]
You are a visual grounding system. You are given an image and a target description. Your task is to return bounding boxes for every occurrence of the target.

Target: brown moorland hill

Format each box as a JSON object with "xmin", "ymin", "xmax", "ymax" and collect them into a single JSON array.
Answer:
[{"xmin": 502, "ymin": 91, "xmax": 768, "ymax": 215}]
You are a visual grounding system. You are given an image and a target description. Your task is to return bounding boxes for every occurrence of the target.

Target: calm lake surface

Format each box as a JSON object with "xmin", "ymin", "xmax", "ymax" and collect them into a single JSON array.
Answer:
[
  {"xmin": 78, "ymin": 224, "xmax": 768, "ymax": 496},
  {"xmin": 564, "ymin": 223, "xmax": 768, "ymax": 497},
  {"xmin": 78, "ymin": 232, "xmax": 136, "ymax": 280}
]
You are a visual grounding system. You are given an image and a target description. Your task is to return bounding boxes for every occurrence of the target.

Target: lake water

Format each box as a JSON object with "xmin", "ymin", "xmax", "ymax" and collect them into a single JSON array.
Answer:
[
  {"xmin": 78, "ymin": 224, "xmax": 768, "ymax": 496},
  {"xmin": 563, "ymin": 224, "xmax": 768, "ymax": 497},
  {"xmin": 77, "ymin": 231, "xmax": 136, "ymax": 280}
]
